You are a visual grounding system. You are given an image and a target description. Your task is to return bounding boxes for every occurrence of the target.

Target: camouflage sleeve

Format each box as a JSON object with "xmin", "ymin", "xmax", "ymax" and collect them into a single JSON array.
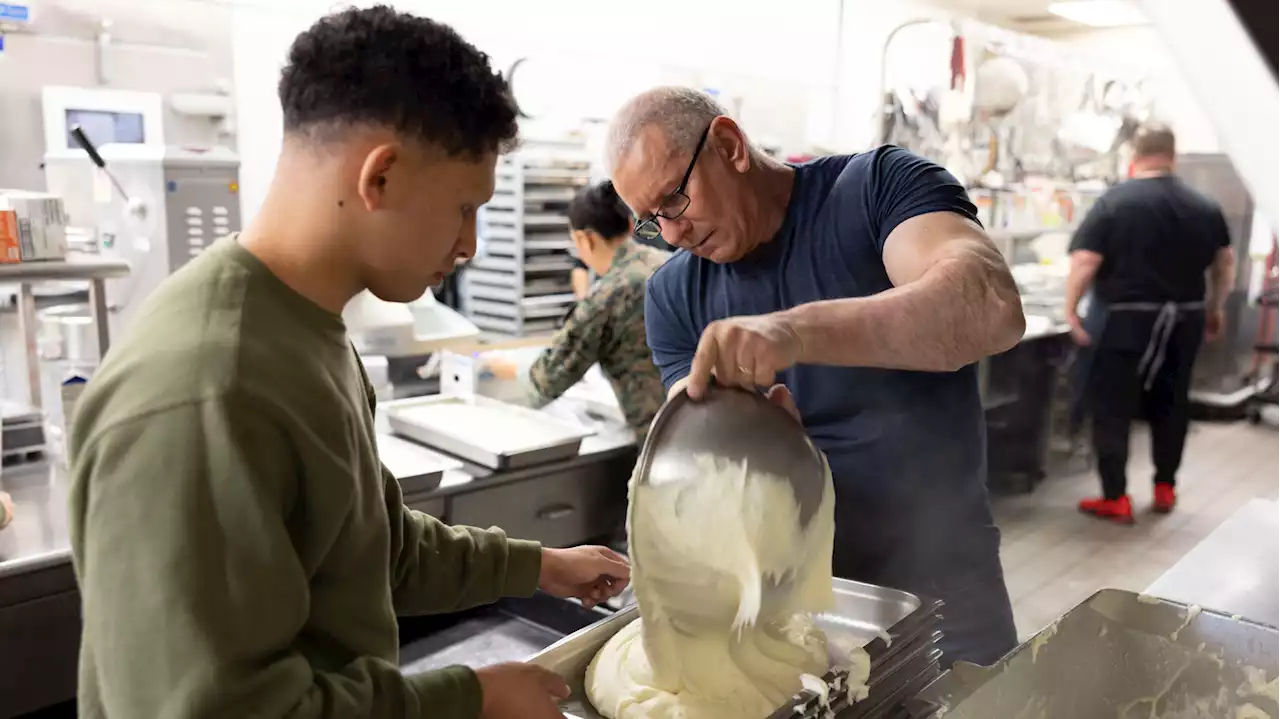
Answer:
[{"xmin": 526, "ymin": 292, "xmax": 611, "ymax": 405}]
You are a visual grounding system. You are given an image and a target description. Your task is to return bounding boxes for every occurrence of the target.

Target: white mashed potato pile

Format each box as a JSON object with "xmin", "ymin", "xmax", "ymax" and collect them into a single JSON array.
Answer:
[{"xmin": 585, "ymin": 453, "xmax": 843, "ymax": 719}]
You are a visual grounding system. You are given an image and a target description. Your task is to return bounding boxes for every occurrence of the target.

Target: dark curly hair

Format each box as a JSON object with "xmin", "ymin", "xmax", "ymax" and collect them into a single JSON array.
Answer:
[
  {"xmin": 568, "ymin": 181, "xmax": 631, "ymax": 239},
  {"xmin": 278, "ymin": 5, "xmax": 518, "ymax": 158}
]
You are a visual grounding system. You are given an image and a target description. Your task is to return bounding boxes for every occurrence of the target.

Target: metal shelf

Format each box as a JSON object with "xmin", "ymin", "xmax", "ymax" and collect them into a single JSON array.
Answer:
[
  {"xmin": 0, "ymin": 255, "xmax": 132, "ymax": 412},
  {"xmin": 0, "ymin": 257, "xmax": 129, "ymax": 282},
  {"xmin": 462, "ymin": 144, "xmax": 591, "ymax": 337}
]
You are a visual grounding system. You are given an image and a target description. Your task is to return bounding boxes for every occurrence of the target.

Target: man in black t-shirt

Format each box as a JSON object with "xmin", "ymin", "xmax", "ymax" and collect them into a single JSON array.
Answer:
[{"xmin": 1065, "ymin": 124, "xmax": 1237, "ymax": 523}]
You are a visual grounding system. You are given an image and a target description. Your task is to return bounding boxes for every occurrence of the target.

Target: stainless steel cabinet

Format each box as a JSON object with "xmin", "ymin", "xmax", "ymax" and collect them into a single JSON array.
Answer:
[{"xmin": 449, "ymin": 468, "xmax": 626, "ymax": 549}]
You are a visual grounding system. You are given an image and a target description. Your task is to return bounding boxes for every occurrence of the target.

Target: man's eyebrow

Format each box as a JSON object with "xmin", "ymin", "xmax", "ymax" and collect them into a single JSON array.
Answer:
[{"xmin": 639, "ymin": 181, "xmax": 681, "ymax": 217}]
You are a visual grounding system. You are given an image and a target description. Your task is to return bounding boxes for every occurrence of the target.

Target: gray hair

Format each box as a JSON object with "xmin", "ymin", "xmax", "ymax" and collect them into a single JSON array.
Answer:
[{"xmin": 604, "ymin": 86, "xmax": 727, "ymax": 172}]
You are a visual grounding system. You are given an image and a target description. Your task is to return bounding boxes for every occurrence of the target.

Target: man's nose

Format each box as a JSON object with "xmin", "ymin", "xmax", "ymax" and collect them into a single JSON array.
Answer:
[
  {"xmin": 457, "ymin": 218, "xmax": 477, "ymax": 260},
  {"xmin": 658, "ymin": 216, "xmax": 689, "ymax": 246}
]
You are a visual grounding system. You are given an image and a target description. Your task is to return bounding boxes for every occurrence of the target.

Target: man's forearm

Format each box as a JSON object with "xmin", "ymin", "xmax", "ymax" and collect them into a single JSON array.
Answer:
[
  {"xmin": 1064, "ymin": 250, "xmax": 1102, "ymax": 321},
  {"xmin": 1208, "ymin": 248, "xmax": 1237, "ymax": 311},
  {"xmin": 779, "ymin": 251, "xmax": 1025, "ymax": 373},
  {"xmin": 386, "ymin": 476, "xmax": 543, "ymax": 615},
  {"xmin": 1064, "ymin": 273, "xmax": 1090, "ymax": 320}
]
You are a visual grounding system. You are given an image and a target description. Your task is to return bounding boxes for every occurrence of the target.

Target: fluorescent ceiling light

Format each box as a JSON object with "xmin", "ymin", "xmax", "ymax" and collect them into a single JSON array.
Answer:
[{"xmin": 1048, "ymin": 0, "xmax": 1148, "ymax": 28}]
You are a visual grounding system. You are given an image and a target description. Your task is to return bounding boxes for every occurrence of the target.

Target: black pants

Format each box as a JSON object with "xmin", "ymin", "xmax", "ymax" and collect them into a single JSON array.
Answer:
[{"xmin": 1088, "ymin": 315, "xmax": 1204, "ymax": 499}]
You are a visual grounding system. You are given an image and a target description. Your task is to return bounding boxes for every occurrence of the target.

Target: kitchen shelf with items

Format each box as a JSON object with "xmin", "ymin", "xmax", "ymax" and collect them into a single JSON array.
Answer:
[{"xmin": 462, "ymin": 146, "xmax": 591, "ymax": 336}]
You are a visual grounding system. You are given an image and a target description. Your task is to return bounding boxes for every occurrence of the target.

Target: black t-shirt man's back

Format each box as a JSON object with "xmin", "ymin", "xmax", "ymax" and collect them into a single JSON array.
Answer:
[{"xmin": 1069, "ymin": 175, "xmax": 1230, "ymax": 305}]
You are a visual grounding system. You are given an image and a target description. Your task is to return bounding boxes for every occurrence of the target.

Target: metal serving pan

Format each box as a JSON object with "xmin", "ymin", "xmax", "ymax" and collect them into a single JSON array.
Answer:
[
  {"xmin": 528, "ymin": 578, "xmax": 930, "ymax": 719},
  {"xmin": 385, "ymin": 394, "xmax": 592, "ymax": 470},
  {"xmin": 376, "ymin": 433, "xmax": 461, "ymax": 494},
  {"xmin": 400, "ymin": 592, "xmax": 610, "ymax": 676},
  {"xmin": 906, "ymin": 588, "xmax": 1280, "ymax": 718}
]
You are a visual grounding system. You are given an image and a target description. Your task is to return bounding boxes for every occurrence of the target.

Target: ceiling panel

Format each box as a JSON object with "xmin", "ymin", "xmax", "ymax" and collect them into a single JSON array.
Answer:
[{"xmin": 913, "ymin": 0, "xmax": 1137, "ymax": 37}]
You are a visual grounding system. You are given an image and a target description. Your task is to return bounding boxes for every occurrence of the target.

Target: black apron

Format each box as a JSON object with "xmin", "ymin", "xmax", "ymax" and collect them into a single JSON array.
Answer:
[{"xmin": 1071, "ymin": 298, "xmax": 1207, "ymax": 424}]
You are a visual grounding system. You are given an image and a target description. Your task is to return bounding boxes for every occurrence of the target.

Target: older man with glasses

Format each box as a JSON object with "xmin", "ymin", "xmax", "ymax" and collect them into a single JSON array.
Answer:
[{"xmin": 606, "ymin": 87, "xmax": 1027, "ymax": 668}]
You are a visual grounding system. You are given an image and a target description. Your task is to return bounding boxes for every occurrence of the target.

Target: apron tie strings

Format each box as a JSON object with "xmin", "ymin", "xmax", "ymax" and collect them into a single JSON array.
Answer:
[{"xmin": 1109, "ymin": 300, "xmax": 1205, "ymax": 390}]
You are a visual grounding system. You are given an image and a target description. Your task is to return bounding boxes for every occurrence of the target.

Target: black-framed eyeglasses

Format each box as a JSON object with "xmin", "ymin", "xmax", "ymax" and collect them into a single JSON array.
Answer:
[{"xmin": 633, "ymin": 125, "xmax": 711, "ymax": 241}]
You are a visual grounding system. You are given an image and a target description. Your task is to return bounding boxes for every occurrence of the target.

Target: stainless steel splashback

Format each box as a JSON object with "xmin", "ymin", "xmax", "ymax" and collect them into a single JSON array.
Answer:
[{"xmin": 1178, "ymin": 153, "xmax": 1260, "ymax": 394}]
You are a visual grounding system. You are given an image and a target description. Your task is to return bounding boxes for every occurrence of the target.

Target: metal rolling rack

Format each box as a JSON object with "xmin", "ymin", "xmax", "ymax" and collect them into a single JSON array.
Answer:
[{"xmin": 462, "ymin": 144, "xmax": 591, "ymax": 336}]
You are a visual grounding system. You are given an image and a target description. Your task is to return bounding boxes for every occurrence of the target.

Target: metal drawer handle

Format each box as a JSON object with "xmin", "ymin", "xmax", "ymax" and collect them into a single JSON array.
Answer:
[{"xmin": 536, "ymin": 503, "xmax": 577, "ymax": 521}]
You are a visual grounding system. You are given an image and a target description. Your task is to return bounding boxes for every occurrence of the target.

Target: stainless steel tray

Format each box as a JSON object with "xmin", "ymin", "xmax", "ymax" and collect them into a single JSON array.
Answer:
[
  {"xmin": 851, "ymin": 659, "xmax": 943, "ymax": 719},
  {"xmin": 376, "ymin": 433, "xmax": 462, "ymax": 493},
  {"xmin": 528, "ymin": 578, "xmax": 927, "ymax": 719},
  {"xmin": 385, "ymin": 394, "xmax": 592, "ymax": 470},
  {"xmin": 783, "ymin": 620, "xmax": 943, "ymax": 719},
  {"xmin": 907, "ymin": 588, "xmax": 1280, "ymax": 718},
  {"xmin": 400, "ymin": 593, "xmax": 611, "ymax": 675}
]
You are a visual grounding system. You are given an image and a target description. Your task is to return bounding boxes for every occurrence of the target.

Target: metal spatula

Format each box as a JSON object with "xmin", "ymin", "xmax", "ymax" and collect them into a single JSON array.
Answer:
[{"xmin": 634, "ymin": 383, "xmax": 825, "ymax": 526}]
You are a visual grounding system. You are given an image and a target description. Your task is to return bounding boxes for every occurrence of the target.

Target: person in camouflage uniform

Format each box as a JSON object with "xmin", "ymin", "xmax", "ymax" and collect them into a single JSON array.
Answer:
[{"xmin": 488, "ymin": 181, "xmax": 669, "ymax": 435}]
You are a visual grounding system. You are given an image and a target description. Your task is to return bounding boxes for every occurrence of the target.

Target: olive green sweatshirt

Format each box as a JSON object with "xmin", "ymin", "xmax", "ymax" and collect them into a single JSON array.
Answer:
[{"xmin": 68, "ymin": 237, "xmax": 543, "ymax": 718}]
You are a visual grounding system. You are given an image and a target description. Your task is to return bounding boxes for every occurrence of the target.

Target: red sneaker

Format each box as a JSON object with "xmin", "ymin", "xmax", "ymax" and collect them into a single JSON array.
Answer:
[
  {"xmin": 1079, "ymin": 496, "xmax": 1135, "ymax": 524},
  {"xmin": 1153, "ymin": 484, "xmax": 1177, "ymax": 514}
]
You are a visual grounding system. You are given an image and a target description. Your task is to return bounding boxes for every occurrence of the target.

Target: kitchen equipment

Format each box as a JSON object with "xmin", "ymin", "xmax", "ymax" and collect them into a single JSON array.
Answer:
[
  {"xmin": 528, "ymin": 578, "xmax": 943, "ymax": 719},
  {"xmin": 1, "ymin": 399, "xmax": 45, "ymax": 461},
  {"xmin": 37, "ymin": 303, "xmax": 98, "ymax": 363},
  {"xmin": 385, "ymin": 394, "xmax": 592, "ymax": 470},
  {"xmin": 634, "ymin": 383, "xmax": 826, "ymax": 526},
  {"xmin": 905, "ymin": 589, "xmax": 1279, "ymax": 718},
  {"xmin": 462, "ymin": 142, "xmax": 592, "ymax": 336}
]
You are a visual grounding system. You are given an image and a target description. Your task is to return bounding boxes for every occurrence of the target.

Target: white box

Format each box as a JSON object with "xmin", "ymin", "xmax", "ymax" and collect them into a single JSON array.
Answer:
[
  {"xmin": 0, "ymin": 190, "xmax": 69, "ymax": 261},
  {"xmin": 439, "ymin": 350, "xmax": 480, "ymax": 397}
]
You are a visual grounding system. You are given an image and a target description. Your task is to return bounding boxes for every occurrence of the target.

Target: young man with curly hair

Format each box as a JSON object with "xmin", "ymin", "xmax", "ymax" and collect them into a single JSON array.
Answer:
[{"xmin": 67, "ymin": 7, "xmax": 627, "ymax": 718}]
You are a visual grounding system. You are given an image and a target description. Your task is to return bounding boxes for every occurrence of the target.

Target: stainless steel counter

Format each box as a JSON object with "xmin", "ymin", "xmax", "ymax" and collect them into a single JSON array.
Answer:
[
  {"xmin": 1144, "ymin": 498, "xmax": 1279, "ymax": 627},
  {"xmin": 0, "ymin": 460, "xmax": 74, "ymax": 580},
  {"xmin": 0, "ymin": 423, "xmax": 635, "ymax": 582},
  {"xmin": 0, "ymin": 459, "xmax": 81, "ymax": 717},
  {"xmin": 1020, "ymin": 313, "xmax": 1069, "ymax": 342}
]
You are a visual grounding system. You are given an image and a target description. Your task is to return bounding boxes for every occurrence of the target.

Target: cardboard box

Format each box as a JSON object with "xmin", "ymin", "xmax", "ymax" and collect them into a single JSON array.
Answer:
[
  {"xmin": 0, "ymin": 210, "xmax": 21, "ymax": 264},
  {"xmin": 0, "ymin": 190, "xmax": 69, "ymax": 262}
]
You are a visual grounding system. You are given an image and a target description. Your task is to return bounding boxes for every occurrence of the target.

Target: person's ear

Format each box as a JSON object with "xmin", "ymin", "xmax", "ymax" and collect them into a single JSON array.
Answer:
[
  {"xmin": 357, "ymin": 143, "xmax": 397, "ymax": 211},
  {"xmin": 710, "ymin": 117, "xmax": 751, "ymax": 174}
]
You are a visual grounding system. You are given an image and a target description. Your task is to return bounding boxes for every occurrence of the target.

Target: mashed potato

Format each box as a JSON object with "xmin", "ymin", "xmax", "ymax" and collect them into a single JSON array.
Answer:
[{"xmin": 586, "ymin": 454, "xmax": 840, "ymax": 719}]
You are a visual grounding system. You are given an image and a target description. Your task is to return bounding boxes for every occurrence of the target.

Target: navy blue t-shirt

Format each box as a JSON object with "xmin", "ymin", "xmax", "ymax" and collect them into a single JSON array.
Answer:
[{"xmin": 644, "ymin": 147, "xmax": 1010, "ymax": 650}]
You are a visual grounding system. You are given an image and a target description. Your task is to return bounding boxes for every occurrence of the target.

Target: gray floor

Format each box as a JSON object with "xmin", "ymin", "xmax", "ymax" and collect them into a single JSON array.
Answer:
[{"xmin": 995, "ymin": 419, "xmax": 1279, "ymax": 640}]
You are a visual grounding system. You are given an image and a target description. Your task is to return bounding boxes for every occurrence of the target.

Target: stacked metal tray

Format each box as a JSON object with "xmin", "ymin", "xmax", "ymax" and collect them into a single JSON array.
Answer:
[
  {"xmin": 528, "ymin": 578, "xmax": 943, "ymax": 719},
  {"xmin": 775, "ymin": 587, "xmax": 943, "ymax": 719},
  {"xmin": 902, "ymin": 589, "xmax": 1279, "ymax": 719}
]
